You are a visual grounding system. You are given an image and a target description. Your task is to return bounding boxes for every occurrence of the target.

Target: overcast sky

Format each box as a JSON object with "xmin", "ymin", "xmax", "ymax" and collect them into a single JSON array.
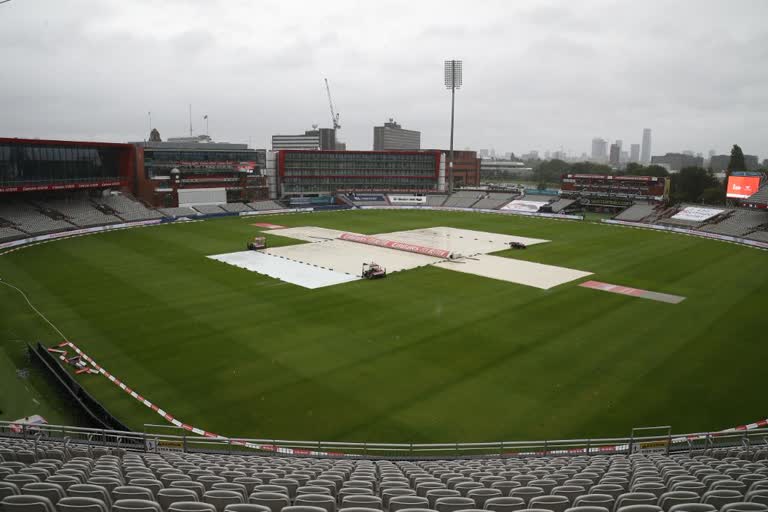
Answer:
[{"xmin": 0, "ymin": 0, "xmax": 766, "ymax": 158}]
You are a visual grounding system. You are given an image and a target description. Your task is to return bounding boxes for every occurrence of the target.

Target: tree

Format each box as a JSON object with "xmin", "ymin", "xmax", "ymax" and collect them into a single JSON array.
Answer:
[
  {"xmin": 670, "ymin": 167, "xmax": 721, "ymax": 203},
  {"xmin": 643, "ymin": 165, "xmax": 670, "ymax": 177},
  {"xmin": 700, "ymin": 186, "xmax": 726, "ymax": 205},
  {"xmin": 570, "ymin": 162, "xmax": 613, "ymax": 175},
  {"xmin": 533, "ymin": 159, "xmax": 569, "ymax": 185},
  {"xmin": 727, "ymin": 144, "xmax": 746, "ymax": 175}
]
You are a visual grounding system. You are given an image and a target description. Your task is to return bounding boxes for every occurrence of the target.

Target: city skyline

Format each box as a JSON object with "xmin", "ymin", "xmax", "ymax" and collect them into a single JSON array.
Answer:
[{"xmin": 0, "ymin": 0, "xmax": 766, "ymax": 158}]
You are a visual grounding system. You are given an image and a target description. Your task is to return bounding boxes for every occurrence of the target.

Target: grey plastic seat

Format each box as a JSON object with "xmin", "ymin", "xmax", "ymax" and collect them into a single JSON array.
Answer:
[
  {"xmin": 339, "ymin": 494, "xmax": 382, "ymax": 510},
  {"xmin": 388, "ymin": 495, "xmax": 429, "ymax": 512},
  {"xmin": 434, "ymin": 495, "xmax": 476, "ymax": 512},
  {"xmin": 553, "ymin": 488, "xmax": 588, "ymax": 502},
  {"xmin": 510, "ymin": 488, "xmax": 545, "ymax": 506},
  {"xmin": 87, "ymin": 477, "xmax": 121, "ymax": 494},
  {"xmin": 170, "ymin": 482, "xmax": 207, "ymax": 499},
  {"xmin": 222, "ymin": 505, "xmax": 271, "ymax": 512},
  {"xmin": 1, "ymin": 481, "xmax": 21, "ymax": 500},
  {"xmin": 613, "ymin": 493, "xmax": 657, "ymax": 512},
  {"xmin": 0, "ymin": 494, "xmax": 57, "ymax": 512},
  {"xmin": 4, "ymin": 475, "xmax": 41, "ymax": 486},
  {"xmin": 714, "ymin": 482, "xmax": 749, "ymax": 493},
  {"xmin": 485, "ymin": 496, "xmax": 527, "ymax": 512},
  {"xmin": 68, "ymin": 484, "xmax": 112, "ymax": 506},
  {"xmin": 529, "ymin": 496, "xmax": 570, "ymax": 512},
  {"xmin": 128, "ymin": 479, "xmax": 164, "ymax": 498},
  {"xmin": 720, "ymin": 504, "xmax": 768, "ymax": 512},
  {"xmin": 530, "ymin": 481, "xmax": 558, "ymax": 496},
  {"xmin": 158, "ymin": 488, "xmax": 201, "ymax": 511},
  {"xmin": 564, "ymin": 507, "xmax": 609, "ymax": 512},
  {"xmin": 294, "ymin": 494, "xmax": 336, "ymax": 512},
  {"xmin": 57, "ymin": 496, "xmax": 110, "ymax": 512},
  {"xmin": 426, "ymin": 489, "xmax": 461, "ymax": 508},
  {"xmin": 113, "ymin": 499, "xmax": 163, "ymax": 512},
  {"xmin": 203, "ymin": 490, "xmax": 245, "ymax": 512},
  {"xmin": 630, "ymin": 484, "xmax": 665, "ymax": 500},
  {"xmin": 199, "ymin": 478, "xmax": 229, "ymax": 491},
  {"xmin": 667, "ymin": 506, "xmax": 716, "ymax": 512},
  {"xmin": 381, "ymin": 489, "xmax": 416, "ymax": 509},
  {"xmin": 212, "ymin": 484, "xmax": 248, "ymax": 501},
  {"xmin": 573, "ymin": 496, "xmax": 614, "ymax": 510},
  {"xmin": 700, "ymin": 489, "xmax": 743, "ymax": 509},
  {"xmin": 747, "ymin": 490, "xmax": 768, "ymax": 505},
  {"xmin": 281, "ymin": 507, "xmax": 331, "ymax": 512},
  {"xmin": 333, "ymin": 508, "xmax": 380, "ymax": 512},
  {"xmin": 167, "ymin": 503, "xmax": 217, "ymax": 512},
  {"xmin": 614, "ymin": 506, "xmax": 662, "ymax": 512},
  {"xmin": 114, "ymin": 486, "xmax": 156, "ymax": 502},
  {"xmin": 233, "ymin": 479, "xmax": 264, "ymax": 496},
  {"xmin": 20, "ymin": 482, "xmax": 65, "ymax": 503},
  {"xmin": 467, "ymin": 488, "xmax": 502, "ymax": 509},
  {"xmin": 248, "ymin": 492, "xmax": 291, "ymax": 512}
]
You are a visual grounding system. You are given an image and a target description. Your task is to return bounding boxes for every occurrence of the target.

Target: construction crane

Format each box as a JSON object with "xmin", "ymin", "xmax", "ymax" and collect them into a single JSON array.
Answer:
[{"xmin": 324, "ymin": 78, "xmax": 341, "ymax": 131}]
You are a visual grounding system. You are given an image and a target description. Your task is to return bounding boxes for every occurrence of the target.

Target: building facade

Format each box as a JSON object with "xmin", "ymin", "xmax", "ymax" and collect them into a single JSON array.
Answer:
[
  {"xmin": 271, "ymin": 133, "xmax": 320, "ymax": 151},
  {"xmin": 591, "ymin": 138, "xmax": 608, "ymax": 162},
  {"xmin": 134, "ymin": 141, "xmax": 267, "ymax": 207},
  {"xmin": 641, "ymin": 128, "xmax": 652, "ymax": 164},
  {"xmin": 373, "ymin": 120, "xmax": 421, "ymax": 150},
  {"xmin": 0, "ymin": 138, "xmax": 134, "ymax": 193},
  {"xmin": 630, "ymin": 144, "xmax": 641, "ymax": 163},
  {"xmin": 444, "ymin": 150, "xmax": 480, "ymax": 187},
  {"xmin": 276, "ymin": 150, "xmax": 444, "ymax": 196},
  {"xmin": 709, "ymin": 154, "xmax": 759, "ymax": 172},
  {"xmin": 609, "ymin": 143, "xmax": 621, "ymax": 167},
  {"xmin": 651, "ymin": 153, "xmax": 704, "ymax": 171}
]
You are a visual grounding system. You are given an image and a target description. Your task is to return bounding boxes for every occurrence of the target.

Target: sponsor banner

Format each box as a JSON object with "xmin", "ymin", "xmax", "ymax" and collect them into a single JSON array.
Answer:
[
  {"xmin": 356, "ymin": 205, "xmax": 583, "ymax": 220},
  {"xmin": 339, "ymin": 232, "xmax": 452, "ymax": 259},
  {"xmin": 0, "ymin": 180, "xmax": 124, "ymax": 193},
  {"xmin": 580, "ymin": 280, "xmax": 686, "ymax": 304},
  {"xmin": 350, "ymin": 194, "xmax": 385, "ymax": 201},
  {"xmin": 501, "ymin": 200, "xmax": 549, "ymax": 213},
  {"xmin": 632, "ymin": 439, "xmax": 669, "ymax": 454},
  {"xmin": 238, "ymin": 161, "xmax": 257, "ymax": 173},
  {"xmin": 239, "ymin": 208, "xmax": 313, "ymax": 217},
  {"xmin": 602, "ymin": 219, "xmax": 768, "ymax": 250},
  {"xmin": 388, "ymin": 195, "xmax": 426, "ymax": 204},
  {"xmin": 0, "ymin": 220, "xmax": 163, "ymax": 251},
  {"xmin": 671, "ymin": 206, "xmax": 724, "ymax": 222},
  {"xmin": 727, "ymin": 175, "xmax": 761, "ymax": 198}
]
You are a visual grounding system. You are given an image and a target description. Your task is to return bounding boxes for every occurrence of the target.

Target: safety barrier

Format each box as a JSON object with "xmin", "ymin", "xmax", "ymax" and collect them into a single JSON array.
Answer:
[{"xmin": 602, "ymin": 219, "xmax": 768, "ymax": 250}]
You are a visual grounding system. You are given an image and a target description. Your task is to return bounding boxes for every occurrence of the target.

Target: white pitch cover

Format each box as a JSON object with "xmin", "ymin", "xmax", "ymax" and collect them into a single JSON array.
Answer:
[
  {"xmin": 671, "ymin": 206, "xmax": 724, "ymax": 222},
  {"xmin": 208, "ymin": 251, "xmax": 360, "ymax": 289}
]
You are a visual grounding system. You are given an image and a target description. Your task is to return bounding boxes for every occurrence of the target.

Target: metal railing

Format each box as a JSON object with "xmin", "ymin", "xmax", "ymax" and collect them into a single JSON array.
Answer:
[{"xmin": 2, "ymin": 420, "xmax": 766, "ymax": 460}]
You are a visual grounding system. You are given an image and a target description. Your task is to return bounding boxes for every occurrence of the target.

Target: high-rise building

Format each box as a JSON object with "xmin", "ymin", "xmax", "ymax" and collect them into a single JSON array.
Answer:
[
  {"xmin": 651, "ymin": 153, "xmax": 704, "ymax": 171},
  {"xmin": 272, "ymin": 133, "xmax": 320, "ymax": 150},
  {"xmin": 641, "ymin": 128, "xmax": 652, "ymax": 164},
  {"xmin": 630, "ymin": 144, "xmax": 641, "ymax": 163},
  {"xmin": 591, "ymin": 138, "xmax": 608, "ymax": 162},
  {"xmin": 373, "ymin": 119, "xmax": 420, "ymax": 150},
  {"xmin": 609, "ymin": 143, "xmax": 621, "ymax": 167}
]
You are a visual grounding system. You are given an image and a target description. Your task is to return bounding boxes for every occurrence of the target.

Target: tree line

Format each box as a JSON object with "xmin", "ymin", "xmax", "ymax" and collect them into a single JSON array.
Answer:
[{"xmin": 530, "ymin": 145, "xmax": 760, "ymax": 205}]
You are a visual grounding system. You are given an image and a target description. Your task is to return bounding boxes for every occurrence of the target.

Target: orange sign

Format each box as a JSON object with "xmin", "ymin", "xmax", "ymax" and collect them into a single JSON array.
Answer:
[{"xmin": 727, "ymin": 176, "xmax": 761, "ymax": 198}]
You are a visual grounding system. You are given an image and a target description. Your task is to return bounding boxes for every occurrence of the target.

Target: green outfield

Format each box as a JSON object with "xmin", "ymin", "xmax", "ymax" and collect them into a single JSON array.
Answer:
[{"xmin": 0, "ymin": 209, "xmax": 766, "ymax": 444}]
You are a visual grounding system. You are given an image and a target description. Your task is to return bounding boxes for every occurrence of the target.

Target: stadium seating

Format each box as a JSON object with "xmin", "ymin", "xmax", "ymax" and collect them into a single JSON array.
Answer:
[
  {"xmin": 0, "ymin": 201, "xmax": 75, "ymax": 235},
  {"xmin": 699, "ymin": 210, "xmax": 768, "ymax": 237},
  {"xmin": 745, "ymin": 231, "xmax": 768, "ymax": 243},
  {"xmin": 192, "ymin": 205, "xmax": 226, "ymax": 215},
  {"xmin": 94, "ymin": 194, "xmax": 165, "ymax": 222},
  {"xmin": 38, "ymin": 196, "xmax": 121, "ymax": 228},
  {"xmin": 442, "ymin": 191, "xmax": 485, "ymax": 208},
  {"xmin": 2, "ymin": 435, "xmax": 768, "ymax": 512},
  {"xmin": 614, "ymin": 204, "xmax": 656, "ymax": 222},
  {"xmin": 247, "ymin": 201, "xmax": 286, "ymax": 211},
  {"xmin": 220, "ymin": 204, "xmax": 254, "ymax": 214},
  {"xmin": 157, "ymin": 207, "xmax": 201, "ymax": 218},
  {"xmin": 472, "ymin": 193, "xmax": 516, "ymax": 210},
  {"xmin": 0, "ymin": 226, "xmax": 26, "ymax": 243},
  {"xmin": 548, "ymin": 199, "xmax": 577, "ymax": 214},
  {"xmin": 426, "ymin": 196, "xmax": 447, "ymax": 207}
]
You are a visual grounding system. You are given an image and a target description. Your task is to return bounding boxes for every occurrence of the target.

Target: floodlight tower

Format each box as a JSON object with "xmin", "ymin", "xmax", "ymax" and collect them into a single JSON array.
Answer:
[{"xmin": 444, "ymin": 60, "xmax": 462, "ymax": 194}]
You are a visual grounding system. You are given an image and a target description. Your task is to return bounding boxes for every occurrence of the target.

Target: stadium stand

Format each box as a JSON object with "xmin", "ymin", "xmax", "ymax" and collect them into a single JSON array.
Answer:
[
  {"xmin": 472, "ymin": 193, "xmax": 516, "ymax": 210},
  {"xmin": 247, "ymin": 201, "xmax": 286, "ymax": 211},
  {"xmin": 614, "ymin": 204, "xmax": 656, "ymax": 222},
  {"xmin": 548, "ymin": 198, "xmax": 577, "ymax": 213},
  {"xmin": 443, "ymin": 191, "xmax": 485, "ymax": 208},
  {"xmin": 38, "ymin": 196, "xmax": 121, "ymax": 228},
  {"xmin": 426, "ymin": 195, "xmax": 447, "ymax": 207},
  {"xmin": 219, "ymin": 203, "xmax": 253, "ymax": 214},
  {"xmin": 158, "ymin": 207, "xmax": 200, "ymax": 218},
  {"xmin": 192, "ymin": 205, "xmax": 226, "ymax": 215},
  {"xmin": 94, "ymin": 194, "xmax": 165, "ymax": 222},
  {"xmin": 0, "ymin": 201, "xmax": 75, "ymax": 235},
  {"xmin": 0, "ymin": 226, "xmax": 26, "ymax": 242},
  {"xmin": 746, "ymin": 230, "xmax": 768, "ymax": 243},
  {"xmin": 699, "ymin": 210, "xmax": 768, "ymax": 237},
  {"xmin": 2, "ymin": 434, "xmax": 768, "ymax": 512}
]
